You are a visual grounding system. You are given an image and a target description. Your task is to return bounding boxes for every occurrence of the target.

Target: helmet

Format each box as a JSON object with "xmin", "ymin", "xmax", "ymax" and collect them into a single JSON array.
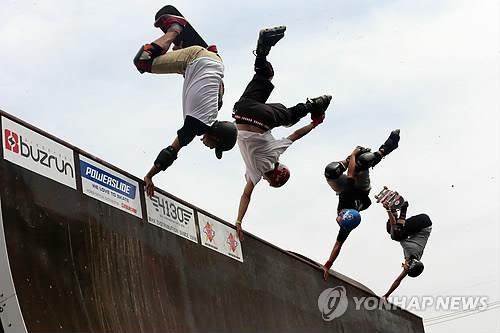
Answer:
[
  {"xmin": 338, "ymin": 209, "xmax": 361, "ymax": 231},
  {"xmin": 324, "ymin": 161, "xmax": 346, "ymax": 180},
  {"xmin": 267, "ymin": 163, "xmax": 290, "ymax": 188},
  {"xmin": 407, "ymin": 259, "xmax": 424, "ymax": 277},
  {"xmin": 210, "ymin": 121, "xmax": 237, "ymax": 159}
]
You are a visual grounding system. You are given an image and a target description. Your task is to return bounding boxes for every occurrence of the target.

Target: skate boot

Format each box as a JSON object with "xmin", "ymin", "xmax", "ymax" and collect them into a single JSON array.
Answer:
[
  {"xmin": 379, "ymin": 129, "xmax": 400, "ymax": 156},
  {"xmin": 256, "ymin": 26, "xmax": 286, "ymax": 57},
  {"xmin": 307, "ymin": 95, "xmax": 332, "ymax": 125},
  {"xmin": 254, "ymin": 57, "xmax": 274, "ymax": 78}
]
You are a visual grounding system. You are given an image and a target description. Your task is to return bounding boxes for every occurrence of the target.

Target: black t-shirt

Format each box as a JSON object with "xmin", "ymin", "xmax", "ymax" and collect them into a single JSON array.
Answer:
[
  {"xmin": 337, "ymin": 177, "xmax": 371, "ymax": 213},
  {"xmin": 386, "ymin": 213, "xmax": 432, "ymax": 239},
  {"xmin": 177, "ymin": 116, "xmax": 211, "ymax": 147}
]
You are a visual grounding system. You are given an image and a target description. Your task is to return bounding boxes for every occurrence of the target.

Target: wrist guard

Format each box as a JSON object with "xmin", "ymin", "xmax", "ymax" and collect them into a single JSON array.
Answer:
[
  {"xmin": 154, "ymin": 146, "xmax": 178, "ymax": 171},
  {"xmin": 133, "ymin": 43, "xmax": 164, "ymax": 73}
]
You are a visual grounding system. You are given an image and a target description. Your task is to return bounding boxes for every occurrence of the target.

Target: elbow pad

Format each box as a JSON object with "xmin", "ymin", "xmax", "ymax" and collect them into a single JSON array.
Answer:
[
  {"xmin": 154, "ymin": 146, "xmax": 178, "ymax": 171},
  {"xmin": 133, "ymin": 43, "xmax": 164, "ymax": 73}
]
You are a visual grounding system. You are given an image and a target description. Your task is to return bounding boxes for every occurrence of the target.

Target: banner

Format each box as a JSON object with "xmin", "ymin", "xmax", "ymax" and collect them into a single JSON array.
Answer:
[
  {"xmin": 79, "ymin": 155, "xmax": 142, "ymax": 218},
  {"xmin": 198, "ymin": 212, "xmax": 243, "ymax": 262},
  {"xmin": 146, "ymin": 191, "xmax": 198, "ymax": 243},
  {"xmin": 2, "ymin": 116, "xmax": 76, "ymax": 189}
]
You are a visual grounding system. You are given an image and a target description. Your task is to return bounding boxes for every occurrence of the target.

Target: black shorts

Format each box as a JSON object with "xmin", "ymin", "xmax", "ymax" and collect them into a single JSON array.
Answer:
[{"xmin": 233, "ymin": 75, "xmax": 307, "ymax": 131}]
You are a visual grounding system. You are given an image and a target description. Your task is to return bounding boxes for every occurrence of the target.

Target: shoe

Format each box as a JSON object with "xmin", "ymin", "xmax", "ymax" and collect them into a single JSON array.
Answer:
[
  {"xmin": 307, "ymin": 95, "xmax": 332, "ymax": 123},
  {"xmin": 256, "ymin": 26, "xmax": 286, "ymax": 56},
  {"xmin": 379, "ymin": 129, "xmax": 400, "ymax": 156}
]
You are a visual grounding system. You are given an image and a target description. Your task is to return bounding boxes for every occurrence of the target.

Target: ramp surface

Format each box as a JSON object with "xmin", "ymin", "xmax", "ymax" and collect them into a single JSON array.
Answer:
[{"xmin": 0, "ymin": 110, "xmax": 424, "ymax": 333}]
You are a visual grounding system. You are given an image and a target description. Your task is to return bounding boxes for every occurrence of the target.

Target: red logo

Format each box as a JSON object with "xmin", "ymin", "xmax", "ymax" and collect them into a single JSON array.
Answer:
[
  {"xmin": 4, "ymin": 129, "xmax": 19, "ymax": 153},
  {"xmin": 227, "ymin": 233, "xmax": 238, "ymax": 253},
  {"xmin": 203, "ymin": 222, "xmax": 215, "ymax": 242}
]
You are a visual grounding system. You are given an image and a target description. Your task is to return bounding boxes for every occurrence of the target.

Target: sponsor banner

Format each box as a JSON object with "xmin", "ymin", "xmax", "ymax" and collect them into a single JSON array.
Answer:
[
  {"xmin": 79, "ymin": 155, "xmax": 142, "ymax": 218},
  {"xmin": 198, "ymin": 212, "xmax": 243, "ymax": 262},
  {"xmin": 146, "ymin": 191, "xmax": 198, "ymax": 243},
  {"xmin": 1, "ymin": 116, "xmax": 76, "ymax": 189}
]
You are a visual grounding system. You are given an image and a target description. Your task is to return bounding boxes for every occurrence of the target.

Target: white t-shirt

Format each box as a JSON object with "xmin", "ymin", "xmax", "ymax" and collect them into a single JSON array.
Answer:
[
  {"xmin": 183, "ymin": 57, "xmax": 224, "ymax": 126},
  {"xmin": 237, "ymin": 130, "xmax": 293, "ymax": 185}
]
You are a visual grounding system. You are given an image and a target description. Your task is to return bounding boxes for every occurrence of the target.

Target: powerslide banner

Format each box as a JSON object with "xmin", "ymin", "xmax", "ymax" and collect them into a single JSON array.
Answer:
[
  {"xmin": 146, "ymin": 191, "xmax": 198, "ymax": 243},
  {"xmin": 79, "ymin": 155, "xmax": 143, "ymax": 218},
  {"xmin": 198, "ymin": 212, "xmax": 243, "ymax": 262},
  {"xmin": 1, "ymin": 116, "xmax": 76, "ymax": 189}
]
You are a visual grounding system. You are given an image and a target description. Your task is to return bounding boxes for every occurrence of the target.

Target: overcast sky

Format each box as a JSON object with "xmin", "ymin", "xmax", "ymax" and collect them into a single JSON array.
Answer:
[{"xmin": 1, "ymin": 0, "xmax": 499, "ymax": 332}]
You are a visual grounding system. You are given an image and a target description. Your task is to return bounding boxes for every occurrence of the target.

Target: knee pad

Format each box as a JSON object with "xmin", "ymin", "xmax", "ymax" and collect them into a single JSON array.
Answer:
[
  {"xmin": 154, "ymin": 146, "xmax": 178, "ymax": 171},
  {"xmin": 324, "ymin": 161, "xmax": 346, "ymax": 180},
  {"xmin": 356, "ymin": 152, "xmax": 382, "ymax": 171}
]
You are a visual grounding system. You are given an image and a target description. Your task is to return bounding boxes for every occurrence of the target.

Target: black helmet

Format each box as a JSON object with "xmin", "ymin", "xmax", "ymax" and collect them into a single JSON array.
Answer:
[
  {"xmin": 210, "ymin": 121, "xmax": 237, "ymax": 159},
  {"xmin": 407, "ymin": 259, "xmax": 424, "ymax": 277}
]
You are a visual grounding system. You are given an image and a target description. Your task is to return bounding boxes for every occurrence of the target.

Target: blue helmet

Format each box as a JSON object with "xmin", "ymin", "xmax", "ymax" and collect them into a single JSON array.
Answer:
[{"xmin": 338, "ymin": 209, "xmax": 361, "ymax": 231}]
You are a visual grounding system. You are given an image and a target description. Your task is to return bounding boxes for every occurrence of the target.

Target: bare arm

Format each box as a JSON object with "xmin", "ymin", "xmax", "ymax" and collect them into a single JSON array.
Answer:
[
  {"xmin": 287, "ymin": 122, "xmax": 316, "ymax": 142},
  {"xmin": 383, "ymin": 269, "xmax": 408, "ymax": 299},
  {"xmin": 347, "ymin": 148, "xmax": 360, "ymax": 178},
  {"xmin": 237, "ymin": 179, "xmax": 255, "ymax": 222},
  {"xmin": 323, "ymin": 240, "xmax": 343, "ymax": 281},
  {"xmin": 385, "ymin": 205, "xmax": 398, "ymax": 225},
  {"xmin": 327, "ymin": 241, "xmax": 343, "ymax": 265},
  {"xmin": 152, "ymin": 30, "xmax": 180, "ymax": 51},
  {"xmin": 235, "ymin": 180, "xmax": 255, "ymax": 239}
]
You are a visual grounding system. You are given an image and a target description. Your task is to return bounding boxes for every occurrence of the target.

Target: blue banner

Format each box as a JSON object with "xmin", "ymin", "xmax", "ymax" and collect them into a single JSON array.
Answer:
[{"xmin": 80, "ymin": 160, "xmax": 136, "ymax": 199}]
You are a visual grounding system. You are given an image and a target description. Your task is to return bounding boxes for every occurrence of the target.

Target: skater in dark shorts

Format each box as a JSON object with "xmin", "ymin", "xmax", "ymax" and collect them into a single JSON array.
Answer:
[{"xmin": 233, "ymin": 26, "xmax": 332, "ymax": 240}]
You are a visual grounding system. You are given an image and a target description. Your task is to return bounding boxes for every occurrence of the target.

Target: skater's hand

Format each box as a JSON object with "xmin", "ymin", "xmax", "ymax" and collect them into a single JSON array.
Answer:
[
  {"xmin": 383, "ymin": 201, "xmax": 391, "ymax": 210},
  {"xmin": 311, "ymin": 114, "xmax": 325, "ymax": 127},
  {"xmin": 144, "ymin": 176, "xmax": 155, "ymax": 198},
  {"xmin": 236, "ymin": 221, "xmax": 244, "ymax": 240},
  {"xmin": 323, "ymin": 265, "xmax": 330, "ymax": 281},
  {"xmin": 351, "ymin": 146, "xmax": 363, "ymax": 156}
]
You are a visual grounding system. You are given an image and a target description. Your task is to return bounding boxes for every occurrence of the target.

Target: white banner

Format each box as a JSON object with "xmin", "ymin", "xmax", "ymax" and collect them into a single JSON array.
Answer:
[
  {"xmin": 2, "ymin": 116, "xmax": 76, "ymax": 189},
  {"xmin": 146, "ymin": 191, "xmax": 198, "ymax": 243},
  {"xmin": 198, "ymin": 212, "xmax": 243, "ymax": 262},
  {"xmin": 79, "ymin": 155, "xmax": 142, "ymax": 218}
]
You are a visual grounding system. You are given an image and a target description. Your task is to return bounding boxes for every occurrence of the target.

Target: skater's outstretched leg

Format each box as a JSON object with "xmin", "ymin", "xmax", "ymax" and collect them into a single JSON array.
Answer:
[
  {"xmin": 255, "ymin": 26, "xmax": 286, "ymax": 57},
  {"xmin": 356, "ymin": 129, "xmax": 401, "ymax": 170},
  {"xmin": 237, "ymin": 26, "xmax": 287, "ymax": 104}
]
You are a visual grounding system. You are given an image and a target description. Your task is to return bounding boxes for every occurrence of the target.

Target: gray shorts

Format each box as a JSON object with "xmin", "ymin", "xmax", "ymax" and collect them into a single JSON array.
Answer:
[
  {"xmin": 326, "ymin": 170, "xmax": 371, "ymax": 195},
  {"xmin": 401, "ymin": 226, "xmax": 432, "ymax": 260}
]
